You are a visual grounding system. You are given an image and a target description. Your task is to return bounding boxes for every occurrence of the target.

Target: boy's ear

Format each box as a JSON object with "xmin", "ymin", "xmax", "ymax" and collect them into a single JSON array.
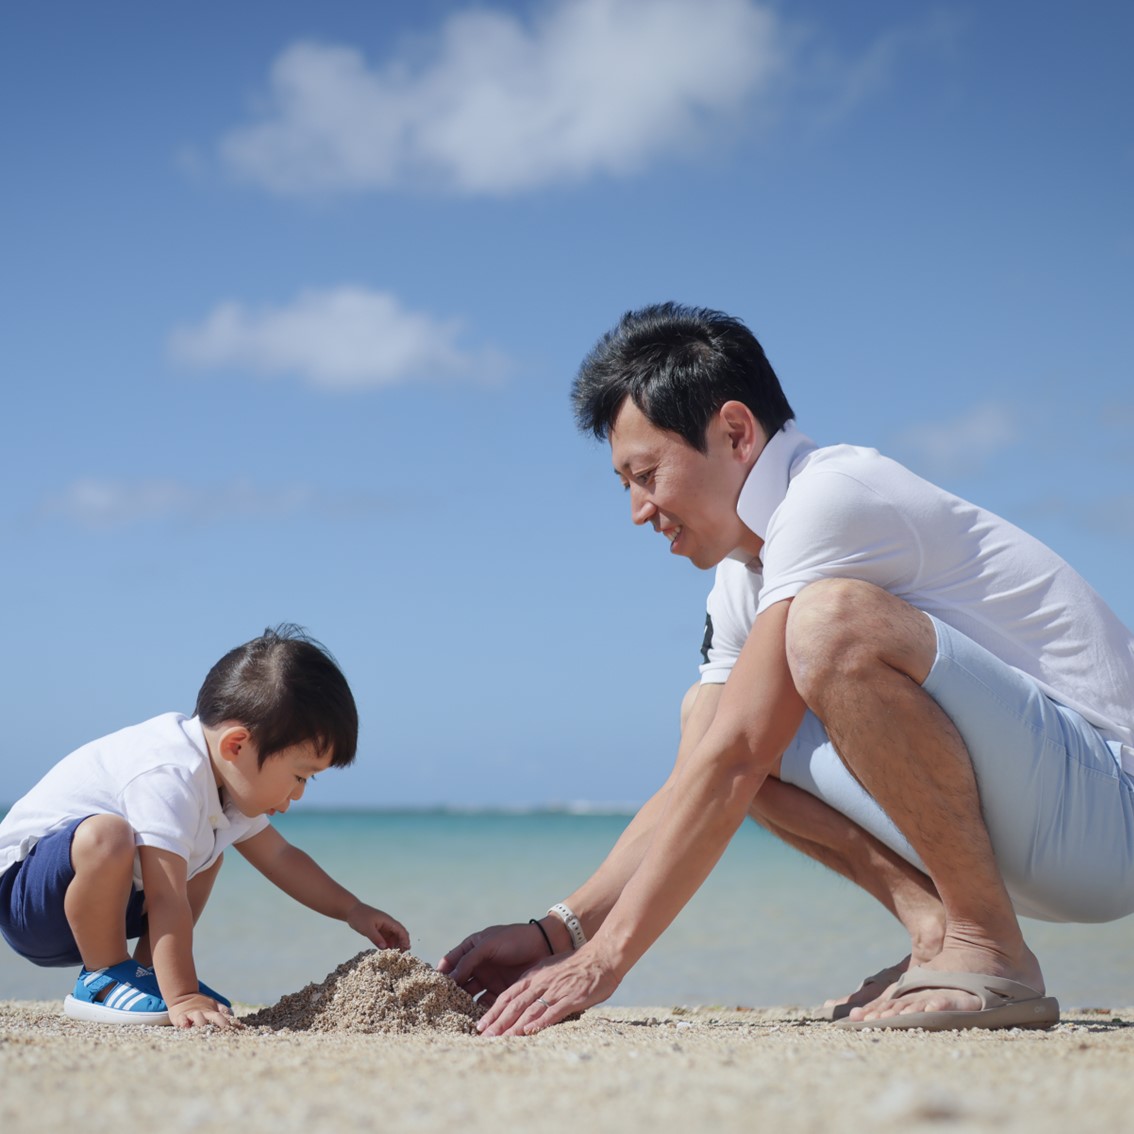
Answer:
[{"xmin": 216, "ymin": 725, "xmax": 252, "ymax": 764}]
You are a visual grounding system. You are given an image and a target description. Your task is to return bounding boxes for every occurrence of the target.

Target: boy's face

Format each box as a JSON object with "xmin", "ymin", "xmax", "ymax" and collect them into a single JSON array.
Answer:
[{"xmin": 218, "ymin": 735, "xmax": 333, "ymax": 818}]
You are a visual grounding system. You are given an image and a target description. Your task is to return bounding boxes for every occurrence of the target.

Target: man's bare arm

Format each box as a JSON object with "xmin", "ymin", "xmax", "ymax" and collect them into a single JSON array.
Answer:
[
  {"xmin": 558, "ymin": 680, "xmax": 725, "ymax": 937},
  {"xmin": 477, "ymin": 599, "xmax": 803, "ymax": 1034},
  {"xmin": 439, "ymin": 681, "xmax": 724, "ymax": 983}
]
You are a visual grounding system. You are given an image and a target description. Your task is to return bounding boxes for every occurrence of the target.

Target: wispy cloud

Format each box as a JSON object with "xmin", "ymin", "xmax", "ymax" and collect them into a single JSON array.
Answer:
[
  {"xmin": 803, "ymin": 9, "xmax": 962, "ymax": 129},
  {"xmin": 1099, "ymin": 400, "xmax": 1134, "ymax": 434},
  {"xmin": 169, "ymin": 287, "xmax": 503, "ymax": 389},
  {"xmin": 1025, "ymin": 492, "xmax": 1134, "ymax": 541},
  {"xmin": 1086, "ymin": 495, "xmax": 1134, "ymax": 539},
  {"xmin": 891, "ymin": 401, "xmax": 1019, "ymax": 479},
  {"xmin": 39, "ymin": 478, "xmax": 388, "ymax": 531},
  {"xmin": 217, "ymin": 0, "xmax": 787, "ymax": 196}
]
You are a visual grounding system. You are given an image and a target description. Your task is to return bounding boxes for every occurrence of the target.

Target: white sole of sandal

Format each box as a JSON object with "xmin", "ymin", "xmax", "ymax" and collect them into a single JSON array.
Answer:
[{"xmin": 63, "ymin": 994, "xmax": 170, "ymax": 1026}]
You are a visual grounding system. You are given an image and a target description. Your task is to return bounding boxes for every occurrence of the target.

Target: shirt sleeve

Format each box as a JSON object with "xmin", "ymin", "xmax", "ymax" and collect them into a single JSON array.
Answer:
[
  {"xmin": 699, "ymin": 560, "xmax": 762, "ymax": 684},
  {"xmin": 118, "ymin": 764, "xmax": 202, "ymax": 862},
  {"xmin": 233, "ymin": 815, "xmax": 270, "ymax": 844},
  {"xmin": 757, "ymin": 467, "xmax": 923, "ymax": 614}
]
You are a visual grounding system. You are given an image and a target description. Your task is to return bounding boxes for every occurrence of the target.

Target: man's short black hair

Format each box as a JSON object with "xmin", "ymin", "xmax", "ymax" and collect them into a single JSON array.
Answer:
[
  {"xmin": 572, "ymin": 302, "xmax": 794, "ymax": 452},
  {"xmin": 194, "ymin": 625, "xmax": 358, "ymax": 768}
]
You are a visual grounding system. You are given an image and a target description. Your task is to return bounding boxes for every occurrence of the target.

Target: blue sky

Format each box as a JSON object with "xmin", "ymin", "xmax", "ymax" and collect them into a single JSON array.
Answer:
[{"xmin": 2, "ymin": 0, "xmax": 1131, "ymax": 808}]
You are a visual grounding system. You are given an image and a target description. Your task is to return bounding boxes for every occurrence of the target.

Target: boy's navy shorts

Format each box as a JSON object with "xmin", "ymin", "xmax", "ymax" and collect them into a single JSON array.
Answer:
[{"xmin": 0, "ymin": 816, "xmax": 147, "ymax": 967}]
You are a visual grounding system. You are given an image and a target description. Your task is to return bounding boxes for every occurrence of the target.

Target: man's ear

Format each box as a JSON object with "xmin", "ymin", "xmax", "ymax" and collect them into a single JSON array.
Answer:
[
  {"xmin": 717, "ymin": 400, "xmax": 765, "ymax": 463},
  {"xmin": 216, "ymin": 725, "xmax": 252, "ymax": 764}
]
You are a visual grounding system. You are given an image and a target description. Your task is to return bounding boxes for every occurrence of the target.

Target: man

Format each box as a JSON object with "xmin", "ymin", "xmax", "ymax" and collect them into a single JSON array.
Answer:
[{"xmin": 439, "ymin": 303, "xmax": 1134, "ymax": 1036}]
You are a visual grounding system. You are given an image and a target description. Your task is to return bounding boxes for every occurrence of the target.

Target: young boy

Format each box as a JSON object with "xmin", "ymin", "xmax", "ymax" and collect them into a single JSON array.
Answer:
[{"xmin": 0, "ymin": 625, "xmax": 408, "ymax": 1029}]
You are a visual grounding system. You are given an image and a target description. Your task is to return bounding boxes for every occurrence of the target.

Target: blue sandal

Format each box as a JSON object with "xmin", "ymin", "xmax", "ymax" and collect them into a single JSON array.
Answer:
[
  {"xmin": 64, "ymin": 961, "xmax": 170, "ymax": 1025},
  {"xmin": 134, "ymin": 964, "xmax": 232, "ymax": 1008}
]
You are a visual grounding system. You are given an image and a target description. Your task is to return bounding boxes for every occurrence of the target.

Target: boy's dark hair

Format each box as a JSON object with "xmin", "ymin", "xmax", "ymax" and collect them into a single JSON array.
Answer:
[
  {"xmin": 194, "ymin": 625, "xmax": 358, "ymax": 768},
  {"xmin": 571, "ymin": 302, "xmax": 794, "ymax": 452}
]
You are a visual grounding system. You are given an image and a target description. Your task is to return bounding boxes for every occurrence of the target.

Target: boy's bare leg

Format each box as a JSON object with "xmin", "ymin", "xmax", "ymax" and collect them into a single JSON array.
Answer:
[
  {"xmin": 65, "ymin": 815, "xmax": 137, "ymax": 971},
  {"xmin": 786, "ymin": 578, "xmax": 1041, "ymax": 1021},
  {"xmin": 133, "ymin": 853, "xmax": 223, "ymax": 967},
  {"xmin": 749, "ymin": 777, "xmax": 945, "ymax": 1009}
]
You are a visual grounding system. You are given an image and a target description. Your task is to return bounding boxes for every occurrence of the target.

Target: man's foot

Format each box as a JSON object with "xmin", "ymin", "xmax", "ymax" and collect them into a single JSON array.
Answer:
[
  {"xmin": 824, "ymin": 909, "xmax": 947, "ymax": 1019},
  {"xmin": 825, "ymin": 957, "xmax": 909, "ymax": 1020},
  {"xmin": 835, "ymin": 967, "xmax": 1059, "ymax": 1031},
  {"xmin": 843, "ymin": 943, "xmax": 1045, "ymax": 1025}
]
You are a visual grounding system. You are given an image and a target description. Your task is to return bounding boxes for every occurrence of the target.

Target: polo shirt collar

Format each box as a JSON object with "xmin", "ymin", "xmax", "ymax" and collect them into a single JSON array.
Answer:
[
  {"xmin": 730, "ymin": 420, "xmax": 816, "ymax": 556},
  {"xmin": 185, "ymin": 715, "xmax": 231, "ymax": 831}
]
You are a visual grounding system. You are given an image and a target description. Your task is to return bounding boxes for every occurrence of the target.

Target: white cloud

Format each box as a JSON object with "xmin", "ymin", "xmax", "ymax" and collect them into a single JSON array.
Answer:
[
  {"xmin": 892, "ymin": 402, "xmax": 1019, "ymax": 479},
  {"xmin": 169, "ymin": 287, "xmax": 500, "ymax": 389},
  {"xmin": 40, "ymin": 479, "xmax": 327, "ymax": 531},
  {"xmin": 218, "ymin": 0, "xmax": 786, "ymax": 195}
]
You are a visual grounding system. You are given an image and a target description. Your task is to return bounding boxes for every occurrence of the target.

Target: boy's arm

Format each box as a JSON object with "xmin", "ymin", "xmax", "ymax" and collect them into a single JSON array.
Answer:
[
  {"xmin": 236, "ymin": 827, "xmax": 409, "ymax": 950},
  {"xmin": 138, "ymin": 845, "xmax": 238, "ymax": 1029}
]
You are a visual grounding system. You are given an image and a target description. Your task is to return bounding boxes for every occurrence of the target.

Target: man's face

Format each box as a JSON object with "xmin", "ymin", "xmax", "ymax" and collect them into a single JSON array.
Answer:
[{"xmin": 609, "ymin": 400, "xmax": 756, "ymax": 569}]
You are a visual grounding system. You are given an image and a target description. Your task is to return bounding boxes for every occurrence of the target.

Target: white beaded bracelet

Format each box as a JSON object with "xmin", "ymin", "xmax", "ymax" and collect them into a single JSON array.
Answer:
[{"xmin": 547, "ymin": 902, "xmax": 587, "ymax": 950}]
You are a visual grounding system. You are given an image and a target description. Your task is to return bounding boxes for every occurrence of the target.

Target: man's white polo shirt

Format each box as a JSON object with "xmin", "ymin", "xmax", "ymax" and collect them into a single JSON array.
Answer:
[{"xmin": 699, "ymin": 422, "xmax": 1134, "ymax": 768}]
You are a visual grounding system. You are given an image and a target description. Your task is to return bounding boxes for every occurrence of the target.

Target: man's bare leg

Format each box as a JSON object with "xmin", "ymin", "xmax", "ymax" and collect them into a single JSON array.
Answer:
[
  {"xmin": 749, "ymin": 777, "xmax": 944, "ymax": 1010},
  {"xmin": 785, "ymin": 578, "xmax": 1042, "ymax": 1022},
  {"xmin": 684, "ymin": 680, "xmax": 945, "ymax": 1008}
]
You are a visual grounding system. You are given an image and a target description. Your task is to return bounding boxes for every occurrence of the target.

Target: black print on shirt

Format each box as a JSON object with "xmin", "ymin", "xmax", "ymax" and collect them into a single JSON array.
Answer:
[{"xmin": 700, "ymin": 613, "xmax": 714, "ymax": 665}]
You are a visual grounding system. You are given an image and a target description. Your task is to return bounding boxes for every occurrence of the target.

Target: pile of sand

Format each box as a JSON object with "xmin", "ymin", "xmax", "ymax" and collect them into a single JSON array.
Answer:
[{"xmin": 243, "ymin": 949, "xmax": 484, "ymax": 1035}]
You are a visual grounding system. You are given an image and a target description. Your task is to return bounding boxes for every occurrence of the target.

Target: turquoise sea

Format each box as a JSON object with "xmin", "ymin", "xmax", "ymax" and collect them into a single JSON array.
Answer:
[{"xmin": 2, "ymin": 810, "xmax": 1131, "ymax": 1009}]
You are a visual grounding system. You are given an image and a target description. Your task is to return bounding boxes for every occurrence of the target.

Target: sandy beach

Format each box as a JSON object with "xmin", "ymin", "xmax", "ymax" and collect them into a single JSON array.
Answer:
[{"xmin": 4, "ymin": 998, "xmax": 1134, "ymax": 1133}]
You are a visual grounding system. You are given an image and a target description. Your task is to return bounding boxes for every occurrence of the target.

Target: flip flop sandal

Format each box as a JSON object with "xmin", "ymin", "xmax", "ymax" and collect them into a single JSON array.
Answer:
[
  {"xmin": 834, "ymin": 967, "xmax": 1060, "ymax": 1031},
  {"xmin": 828, "ymin": 959, "xmax": 909, "ymax": 1020}
]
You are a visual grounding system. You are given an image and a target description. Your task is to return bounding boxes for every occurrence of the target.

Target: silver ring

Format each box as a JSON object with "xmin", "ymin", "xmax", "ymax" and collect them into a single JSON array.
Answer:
[{"xmin": 537, "ymin": 997, "xmax": 551, "ymax": 1008}]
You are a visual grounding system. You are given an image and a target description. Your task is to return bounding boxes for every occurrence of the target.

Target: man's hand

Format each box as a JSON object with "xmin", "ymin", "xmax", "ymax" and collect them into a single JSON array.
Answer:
[
  {"xmin": 346, "ymin": 902, "xmax": 410, "ymax": 950},
  {"xmin": 167, "ymin": 993, "xmax": 242, "ymax": 1030},
  {"xmin": 438, "ymin": 922, "xmax": 552, "ymax": 1006},
  {"xmin": 474, "ymin": 942, "xmax": 621, "ymax": 1036}
]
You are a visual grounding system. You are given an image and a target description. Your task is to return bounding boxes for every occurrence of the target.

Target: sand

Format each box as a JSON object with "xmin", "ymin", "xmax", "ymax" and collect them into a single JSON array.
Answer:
[
  {"xmin": 4, "ymin": 984, "xmax": 1134, "ymax": 1133},
  {"xmin": 242, "ymin": 948, "xmax": 484, "ymax": 1034}
]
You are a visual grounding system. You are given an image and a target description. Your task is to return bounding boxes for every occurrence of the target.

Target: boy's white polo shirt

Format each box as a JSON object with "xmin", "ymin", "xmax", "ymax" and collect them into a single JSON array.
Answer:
[
  {"xmin": 0, "ymin": 713, "xmax": 269, "ymax": 886},
  {"xmin": 699, "ymin": 421, "xmax": 1134, "ymax": 769}
]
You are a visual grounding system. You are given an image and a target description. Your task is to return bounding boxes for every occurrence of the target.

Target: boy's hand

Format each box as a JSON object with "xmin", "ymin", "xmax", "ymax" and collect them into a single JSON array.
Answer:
[
  {"xmin": 167, "ymin": 994, "xmax": 243, "ymax": 1030},
  {"xmin": 346, "ymin": 902, "xmax": 410, "ymax": 950}
]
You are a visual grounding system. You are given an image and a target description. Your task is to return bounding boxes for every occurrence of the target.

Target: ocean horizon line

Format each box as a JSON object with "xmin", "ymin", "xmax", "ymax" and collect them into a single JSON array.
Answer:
[
  {"xmin": 283, "ymin": 802, "xmax": 642, "ymax": 817},
  {"xmin": 0, "ymin": 801, "xmax": 643, "ymax": 819}
]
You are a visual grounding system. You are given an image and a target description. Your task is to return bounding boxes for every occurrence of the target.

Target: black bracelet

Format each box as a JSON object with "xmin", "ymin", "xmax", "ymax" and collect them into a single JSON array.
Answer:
[{"xmin": 529, "ymin": 917, "xmax": 554, "ymax": 955}]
